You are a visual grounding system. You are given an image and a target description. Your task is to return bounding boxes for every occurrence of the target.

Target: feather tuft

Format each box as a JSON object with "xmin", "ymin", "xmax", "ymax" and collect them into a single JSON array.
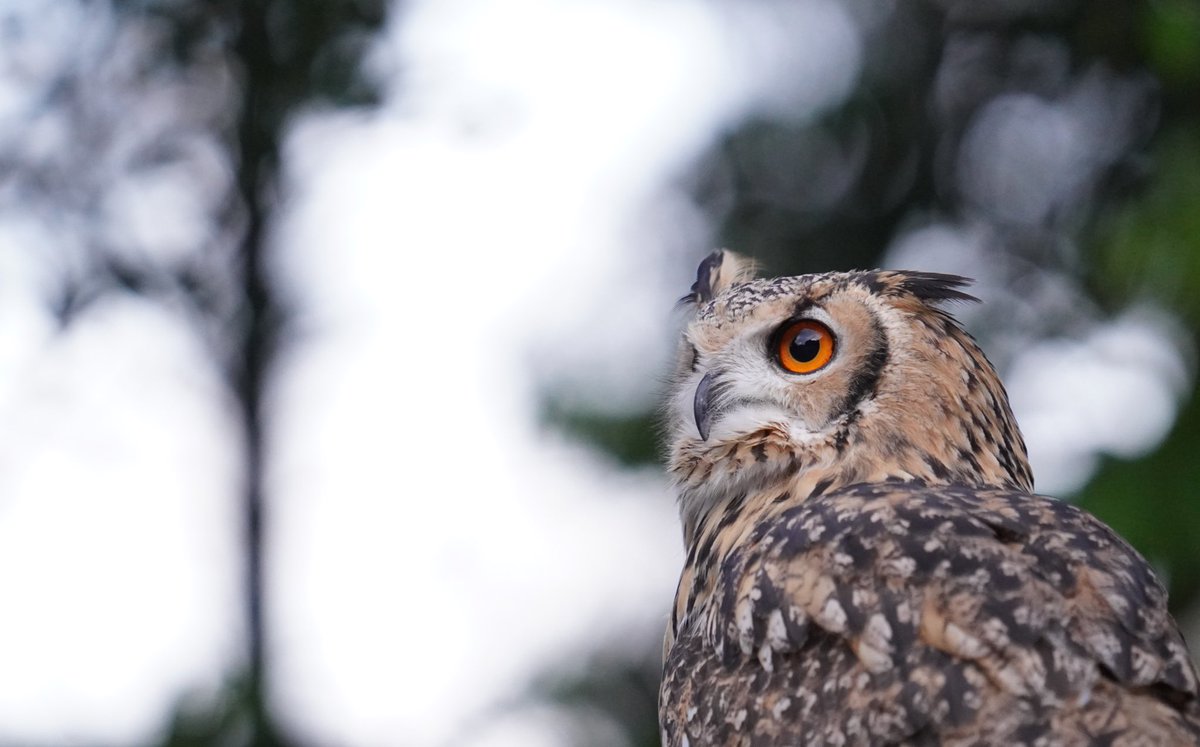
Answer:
[
  {"xmin": 680, "ymin": 249, "xmax": 761, "ymax": 306},
  {"xmin": 894, "ymin": 271, "xmax": 979, "ymax": 306}
]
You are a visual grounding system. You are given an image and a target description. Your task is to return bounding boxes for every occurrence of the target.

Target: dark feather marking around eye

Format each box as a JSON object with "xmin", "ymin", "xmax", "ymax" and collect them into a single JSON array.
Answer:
[
  {"xmin": 840, "ymin": 315, "xmax": 889, "ymax": 415},
  {"xmin": 792, "ymin": 299, "xmax": 818, "ymax": 317},
  {"xmin": 689, "ymin": 345, "xmax": 699, "ymax": 372}
]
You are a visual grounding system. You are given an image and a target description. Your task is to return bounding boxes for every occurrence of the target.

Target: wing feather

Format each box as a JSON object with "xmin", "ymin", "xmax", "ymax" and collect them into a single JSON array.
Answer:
[{"xmin": 660, "ymin": 482, "xmax": 1200, "ymax": 746}]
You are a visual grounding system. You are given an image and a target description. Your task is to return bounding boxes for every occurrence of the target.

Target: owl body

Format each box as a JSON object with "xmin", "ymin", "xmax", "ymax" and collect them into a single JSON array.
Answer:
[{"xmin": 660, "ymin": 251, "xmax": 1200, "ymax": 745}]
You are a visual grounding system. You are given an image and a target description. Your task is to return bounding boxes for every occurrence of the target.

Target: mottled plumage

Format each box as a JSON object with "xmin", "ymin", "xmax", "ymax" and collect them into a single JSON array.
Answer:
[{"xmin": 660, "ymin": 250, "xmax": 1200, "ymax": 746}]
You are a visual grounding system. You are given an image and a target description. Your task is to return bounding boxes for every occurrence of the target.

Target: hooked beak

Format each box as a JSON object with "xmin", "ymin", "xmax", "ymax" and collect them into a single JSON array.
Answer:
[{"xmin": 693, "ymin": 371, "xmax": 717, "ymax": 441}]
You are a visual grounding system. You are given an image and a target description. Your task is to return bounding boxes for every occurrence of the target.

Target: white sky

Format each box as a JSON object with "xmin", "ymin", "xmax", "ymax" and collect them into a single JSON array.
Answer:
[
  {"xmin": 0, "ymin": 0, "xmax": 1190, "ymax": 745},
  {"xmin": 270, "ymin": 1, "xmax": 860, "ymax": 743}
]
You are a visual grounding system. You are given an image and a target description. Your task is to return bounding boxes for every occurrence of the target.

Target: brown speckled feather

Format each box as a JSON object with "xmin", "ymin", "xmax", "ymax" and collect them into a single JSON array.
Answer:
[
  {"xmin": 660, "ymin": 251, "xmax": 1200, "ymax": 746},
  {"xmin": 661, "ymin": 482, "xmax": 1200, "ymax": 746}
]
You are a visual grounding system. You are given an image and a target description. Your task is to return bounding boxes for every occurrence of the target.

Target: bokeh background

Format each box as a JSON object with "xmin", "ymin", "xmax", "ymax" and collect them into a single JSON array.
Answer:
[{"xmin": 1, "ymin": 0, "xmax": 1198, "ymax": 745}]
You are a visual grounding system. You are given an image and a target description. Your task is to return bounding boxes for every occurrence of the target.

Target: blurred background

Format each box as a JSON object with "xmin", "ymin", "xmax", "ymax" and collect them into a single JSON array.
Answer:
[{"xmin": 0, "ymin": 0, "xmax": 1198, "ymax": 745}]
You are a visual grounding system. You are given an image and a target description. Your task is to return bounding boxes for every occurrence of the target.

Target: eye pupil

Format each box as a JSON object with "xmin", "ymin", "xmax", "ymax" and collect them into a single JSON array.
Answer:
[
  {"xmin": 789, "ymin": 331, "xmax": 821, "ymax": 363},
  {"xmin": 774, "ymin": 319, "xmax": 835, "ymax": 374}
]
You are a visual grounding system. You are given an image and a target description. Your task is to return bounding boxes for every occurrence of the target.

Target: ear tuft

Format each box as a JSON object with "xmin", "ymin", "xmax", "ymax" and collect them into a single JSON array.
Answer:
[
  {"xmin": 895, "ymin": 271, "xmax": 979, "ymax": 306},
  {"xmin": 680, "ymin": 250, "xmax": 760, "ymax": 306}
]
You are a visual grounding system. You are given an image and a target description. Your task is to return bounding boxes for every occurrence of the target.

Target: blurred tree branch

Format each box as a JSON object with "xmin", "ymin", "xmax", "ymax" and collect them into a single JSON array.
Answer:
[{"xmin": 1, "ymin": 0, "xmax": 388, "ymax": 742}]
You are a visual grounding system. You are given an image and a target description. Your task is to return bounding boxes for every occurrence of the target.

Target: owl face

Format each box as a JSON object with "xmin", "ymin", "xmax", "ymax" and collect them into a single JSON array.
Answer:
[
  {"xmin": 673, "ymin": 277, "xmax": 888, "ymax": 446},
  {"xmin": 666, "ymin": 251, "xmax": 1031, "ymax": 528}
]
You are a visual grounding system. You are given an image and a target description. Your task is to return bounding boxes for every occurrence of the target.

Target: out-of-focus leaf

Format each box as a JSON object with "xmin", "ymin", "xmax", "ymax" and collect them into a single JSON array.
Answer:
[
  {"xmin": 1142, "ymin": 0, "xmax": 1200, "ymax": 89},
  {"xmin": 542, "ymin": 401, "xmax": 661, "ymax": 468},
  {"xmin": 1090, "ymin": 130, "xmax": 1200, "ymax": 324},
  {"xmin": 527, "ymin": 644, "xmax": 663, "ymax": 747},
  {"xmin": 1076, "ymin": 385, "xmax": 1200, "ymax": 612},
  {"xmin": 157, "ymin": 674, "xmax": 293, "ymax": 747}
]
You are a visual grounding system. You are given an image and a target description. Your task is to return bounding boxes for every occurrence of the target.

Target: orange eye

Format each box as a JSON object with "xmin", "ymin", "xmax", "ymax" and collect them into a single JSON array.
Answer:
[{"xmin": 774, "ymin": 320, "xmax": 835, "ymax": 374}]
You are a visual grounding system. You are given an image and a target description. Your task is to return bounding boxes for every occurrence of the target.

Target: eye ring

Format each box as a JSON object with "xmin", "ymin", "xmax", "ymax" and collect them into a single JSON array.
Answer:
[{"xmin": 772, "ymin": 319, "xmax": 835, "ymax": 374}]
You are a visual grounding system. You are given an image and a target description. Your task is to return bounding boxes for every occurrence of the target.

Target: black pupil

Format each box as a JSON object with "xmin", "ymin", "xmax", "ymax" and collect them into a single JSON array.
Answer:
[{"xmin": 789, "ymin": 329, "xmax": 822, "ymax": 363}]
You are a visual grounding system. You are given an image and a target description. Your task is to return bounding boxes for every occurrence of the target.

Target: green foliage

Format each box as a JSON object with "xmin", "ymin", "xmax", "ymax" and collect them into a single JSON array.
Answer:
[
  {"xmin": 1090, "ymin": 131, "xmax": 1200, "ymax": 325},
  {"xmin": 1142, "ymin": 0, "xmax": 1200, "ymax": 89},
  {"xmin": 1077, "ymin": 1, "xmax": 1200, "ymax": 615},
  {"xmin": 156, "ymin": 678, "xmax": 277, "ymax": 747},
  {"xmin": 1076, "ymin": 387, "xmax": 1200, "ymax": 612},
  {"xmin": 532, "ymin": 652, "xmax": 663, "ymax": 747},
  {"xmin": 542, "ymin": 401, "xmax": 661, "ymax": 468}
]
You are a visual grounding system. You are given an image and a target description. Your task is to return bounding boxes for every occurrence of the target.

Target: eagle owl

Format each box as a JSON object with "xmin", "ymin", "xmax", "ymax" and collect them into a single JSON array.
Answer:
[{"xmin": 659, "ymin": 250, "xmax": 1200, "ymax": 746}]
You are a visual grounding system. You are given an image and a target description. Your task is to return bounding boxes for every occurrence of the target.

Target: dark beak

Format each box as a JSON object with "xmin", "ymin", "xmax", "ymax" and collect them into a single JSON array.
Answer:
[{"xmin": 694, "ymin": 371, "xmax": 717, "ymax": 441}]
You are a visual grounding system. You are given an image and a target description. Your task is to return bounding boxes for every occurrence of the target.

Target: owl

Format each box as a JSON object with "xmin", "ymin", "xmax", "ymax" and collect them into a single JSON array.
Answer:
[{"xmin": 659, "ymin": 250, "xmax": 1200, "ymax": 746}]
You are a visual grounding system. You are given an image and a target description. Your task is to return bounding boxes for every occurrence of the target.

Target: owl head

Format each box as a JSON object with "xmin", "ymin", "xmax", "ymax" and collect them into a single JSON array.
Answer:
[{"xmin": 666, "ymin": 250, "xmax": 1032, "ymax": 537}]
